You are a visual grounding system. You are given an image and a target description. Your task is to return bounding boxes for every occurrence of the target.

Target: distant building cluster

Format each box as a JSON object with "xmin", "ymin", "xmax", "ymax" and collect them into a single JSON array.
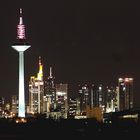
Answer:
[
  {"xmin": 28, "ymin": 58, "xmax": 68, "ymax": 119},
  {"xmin": 68, "ymin": 78, "xmax": 133, "ymax": 120},
  {"xmin": 0, "ymin": 57, "xmax": 134, "ymax": 121}
]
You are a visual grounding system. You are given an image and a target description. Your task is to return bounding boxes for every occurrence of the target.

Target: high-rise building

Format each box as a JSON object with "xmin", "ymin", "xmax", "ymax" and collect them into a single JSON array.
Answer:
[
  {"xmin": 11, "ymin": 95, "xmax": 18, "ymax": 115},
  {"xmin": 105, "ymin": 86, "xmax": 119, "ymax": 113},
  {"xmin": 91, "ymin": 85, "xmax": 99, "ymax": 107},
  {"xmin": 29, "ymin": 57, "xmax": 44, "ymax": 114},
  {"xmin": 68, "ymin": 98, "xmax": 77, "ymax": 118},
  {"xmin": 93, "ymin": 84, "xmax": 104, "ymax": 108},
  {"xmin": 118, "ymin": 78, "xmax": 133, "ymax": 111},
  {"xmin": 11, "ymin": 9, "xmax": 31, "ymax": 118},
  {"xmin": 78, "ymin": 84, "xmax": 90, "ymax": 114},
  {"xmin": 44, "ymin": 67, "xmax": 56, "ymax": 112},
  {"xmin": 56, "ymin": 83, "xmax": 68, "ymax": 118}
]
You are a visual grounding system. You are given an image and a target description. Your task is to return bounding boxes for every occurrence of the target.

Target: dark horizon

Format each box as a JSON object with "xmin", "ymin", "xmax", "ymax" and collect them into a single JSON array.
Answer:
[{"xmin": 0, "ymin": 0, "xmax": 140, "ymax": 107}]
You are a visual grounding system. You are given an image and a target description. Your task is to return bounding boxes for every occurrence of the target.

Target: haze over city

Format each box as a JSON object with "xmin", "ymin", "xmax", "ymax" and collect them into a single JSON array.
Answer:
[{"xmin": 0, "ymin": 0, "xmax": 140, "ymax": 108}]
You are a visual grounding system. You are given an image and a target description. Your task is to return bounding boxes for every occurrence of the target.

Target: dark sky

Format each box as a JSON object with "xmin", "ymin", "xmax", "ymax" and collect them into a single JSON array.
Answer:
[{"xmin": 0, "ymin": 0, "xmax": 140, "ymax": 107}]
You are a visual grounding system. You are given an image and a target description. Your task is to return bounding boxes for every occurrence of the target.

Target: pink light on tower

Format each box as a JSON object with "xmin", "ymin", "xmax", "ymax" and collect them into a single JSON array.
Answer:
[{"xmin": 17, "ymin": 8, "xmax": 26, "ymax": 40}]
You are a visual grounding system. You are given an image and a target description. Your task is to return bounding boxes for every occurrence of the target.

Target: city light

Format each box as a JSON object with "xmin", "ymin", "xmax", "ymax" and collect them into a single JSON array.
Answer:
[
  {"xmin": 15, "ymin": 118, "xmax": 27, "ymax": 123},
  {"xmin": 119, "ymin": 78, "xmax": 123, "ymax": 82}
]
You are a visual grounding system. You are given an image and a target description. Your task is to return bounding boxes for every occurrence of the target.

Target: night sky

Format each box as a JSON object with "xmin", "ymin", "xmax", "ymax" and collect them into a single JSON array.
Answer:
[{"xmin": 0, "ymin": 0, "xmax": 140, "ymax": 107}]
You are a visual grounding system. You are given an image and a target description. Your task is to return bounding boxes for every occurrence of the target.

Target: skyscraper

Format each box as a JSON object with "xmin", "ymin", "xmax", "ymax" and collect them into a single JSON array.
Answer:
[
  {"xmin": 29, "ymin": 57, "xmax": 44, "ymax": 114},
  {"xmin": 78, "ymin": 84, "xmax": 105, "ymax": 114},
  {"xmin": 78, "ymin": 84, "xmax": 89, "ymax": 114},
  {"xmin": 56, "ymin": 83, "xmax": 68, "ymax": 118},
  {"xmin": 105, "ymin": 86, "xmax": 118, "ymax": 113},
  {"xmin": 91, "ymin": 84, "xmax": 105, "ymax": 109},
  {"xmin": 11, "ymin": 9, "xmax": 31, "ymax": 118},
  {"xmin": 0, "ymin": 97, "xmax": 4, "ymax": 117},
  {"xmin": 118, "ymin": 78, "xmax": 133, "ymax": 111},
  {"xmin": 44, "ymin": 67, "xmax": 56, "ymax": 112}
]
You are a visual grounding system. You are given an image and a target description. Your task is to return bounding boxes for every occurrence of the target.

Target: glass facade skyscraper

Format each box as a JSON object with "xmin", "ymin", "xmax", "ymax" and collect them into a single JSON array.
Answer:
[{"xmin": 118, "ymin": 78, "xmax": 133, "ymax": 111}]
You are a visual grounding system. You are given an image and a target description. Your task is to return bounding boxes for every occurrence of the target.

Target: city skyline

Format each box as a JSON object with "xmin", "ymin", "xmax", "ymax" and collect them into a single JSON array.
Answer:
[{"xmin": 0, "ymin": 0, "xmax": 140, "ymax": 107}]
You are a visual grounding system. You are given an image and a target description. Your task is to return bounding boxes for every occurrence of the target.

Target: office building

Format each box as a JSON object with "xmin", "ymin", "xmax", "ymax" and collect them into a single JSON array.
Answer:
[
  {"xmin": 44, "ymin": 67, "xmax": 56, "ymax": 113},
  {"xmin": 29, "ymin": 57, "xmax": 44, "ymax": 114},
  {"xmin": 56, "ymin": 83, "xmax": 68, "ymax": 118},
  {"xmin": 105, "ymin": 86, "xmax": 119, "ymax": 113},
  {"xmin": 118, "ymin": 78, "xmax": 133, "ymax": 111},
  {"xmin": 78, "ymin": 84, "xmax": 90, "ymax": 114}
]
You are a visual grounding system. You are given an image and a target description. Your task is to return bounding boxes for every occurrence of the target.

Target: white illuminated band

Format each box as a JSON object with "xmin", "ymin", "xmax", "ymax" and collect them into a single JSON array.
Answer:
[{"xmin": 12, "ymin": 45, "xmax": 30, "ymax": 52}]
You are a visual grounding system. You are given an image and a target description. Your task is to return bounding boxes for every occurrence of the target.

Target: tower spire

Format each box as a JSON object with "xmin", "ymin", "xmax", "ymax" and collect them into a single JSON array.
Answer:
[
  {"xmin": 37, "ymin": 56, "xmax": 43, "ymax": 81},
  {"xmin": 17, "ymin": 8, "xmax": 26, "ymax": 40}
]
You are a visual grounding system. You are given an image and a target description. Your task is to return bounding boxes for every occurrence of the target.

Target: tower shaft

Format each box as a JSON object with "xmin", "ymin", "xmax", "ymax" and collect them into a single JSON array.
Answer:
[{"xmin": 18, "ymin": 51, "xmax": 25, "ymax": 117}]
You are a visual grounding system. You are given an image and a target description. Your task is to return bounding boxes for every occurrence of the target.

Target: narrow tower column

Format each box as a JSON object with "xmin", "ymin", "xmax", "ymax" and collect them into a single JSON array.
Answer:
[{"xmin": 18, "ymin": 51, "xmax": 25, "ymax": 117}]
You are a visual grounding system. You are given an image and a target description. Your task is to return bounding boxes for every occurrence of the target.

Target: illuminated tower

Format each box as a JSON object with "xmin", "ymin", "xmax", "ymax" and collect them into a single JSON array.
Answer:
[
  {"xmin": 11, "ymin": 9, "xmax": 31, "ymax": 117},
  {"xmin": 118, "ymin": 78, "xmax": 133, "ymax": 111},
  {"xmin": 29, "ymin": 57, "xmax": 44, "ymax": 114}
]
